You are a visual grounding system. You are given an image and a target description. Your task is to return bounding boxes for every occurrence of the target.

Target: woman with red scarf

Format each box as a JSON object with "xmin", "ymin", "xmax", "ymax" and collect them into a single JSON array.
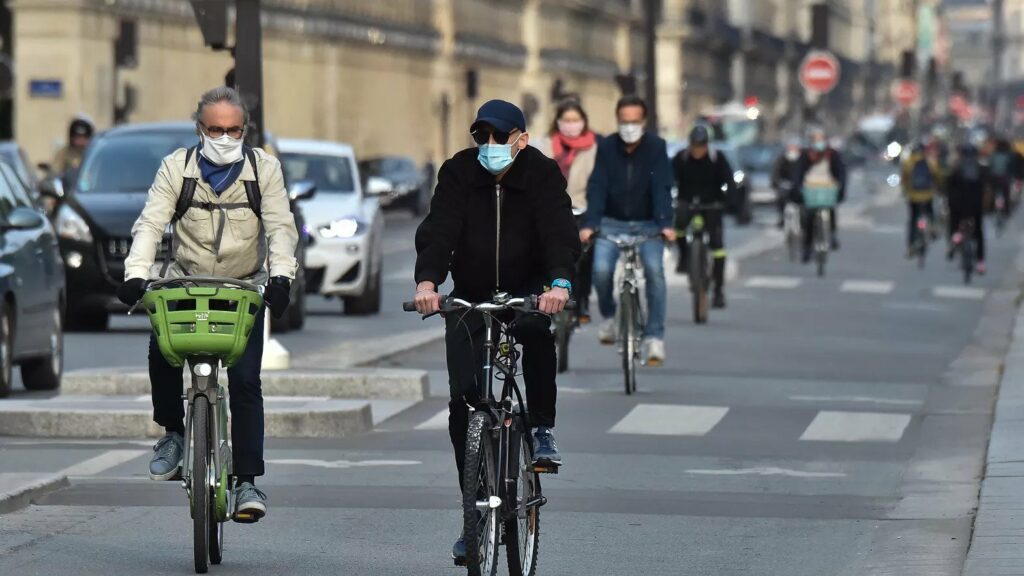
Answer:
[{"xmin": 538, "ymin": 100, "xmax": 599, "ymax": 322}]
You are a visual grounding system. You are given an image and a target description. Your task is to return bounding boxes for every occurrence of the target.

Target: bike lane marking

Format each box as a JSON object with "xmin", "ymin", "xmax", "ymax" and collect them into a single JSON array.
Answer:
[
  {"xmin": 840, "ymin": 280, "xmax": 895, "ymax": 295},
  {"xmin": 57, "ymin": 450, "xmax": 148, "ymax": 478},
  {"xmin": 608, "ymin": 404, "xmax": 729, "ymax": 436},
  {"xmin": 933, "ymin": 286, "xmax": 986, "ymax": 301},
  {"xmin": 799, "ymin": 411, "xmax": 912, "ymax": 443},
  {"xmin": 745, "ymin": 276, "xmax": 803, "ymax": 289}
]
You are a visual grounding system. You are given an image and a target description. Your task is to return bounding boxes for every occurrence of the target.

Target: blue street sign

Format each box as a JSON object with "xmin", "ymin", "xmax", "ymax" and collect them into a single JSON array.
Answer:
[{"xmin": 29, "ymin": 79, "xmax": 62, "ymax": 98}]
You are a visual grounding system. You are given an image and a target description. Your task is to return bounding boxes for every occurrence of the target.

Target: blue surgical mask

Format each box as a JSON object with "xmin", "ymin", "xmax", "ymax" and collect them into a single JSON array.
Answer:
[
  {"xmin": 812, "ymin": 140, "xmax": 827, "ymax": 152},
  {"xmin": 477, "ymin": 134, "xmax": 523, "ymax": 175}
]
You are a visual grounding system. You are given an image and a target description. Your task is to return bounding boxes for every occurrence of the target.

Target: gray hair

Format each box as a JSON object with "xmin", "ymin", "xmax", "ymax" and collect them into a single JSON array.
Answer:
[{"xmin": 192, "ymin": 86, "xmax": 249, "ymax": 127}]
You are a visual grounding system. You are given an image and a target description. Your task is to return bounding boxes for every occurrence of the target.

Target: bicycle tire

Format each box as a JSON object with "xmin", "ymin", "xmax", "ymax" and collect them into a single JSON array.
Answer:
[
  {"xmin": 192, "ymin": 395, "xmax": 210, "ymax": 574},
  {"xmin": 504, "ymin": 423, "xmax": 540, "ymax": 576},
  {"xmin": 815, "ymin": 211, "xmax": 828, "ymax": 278},
  {"xmin": 462, "ymin": 412, "xmax": 499, "ymax": 576},
  {"xmin": 917, "ymin": 238, "xmax": 927, "ymax": 269},
  {"xmin": 555, "ymin": 315, "xmax": 570, "ymax": 374},
  {"xmin": 689, "ymin": 239, "xmax": 708, "ymax": 324},
  {"xmin": 209, "ymin": 497, "xmax": 223, "ymax": 565},
  {"xmin": 962, "ymin": 239, "xmax": 974, "ymax": 284},
  {"xmin": 786, "ymin": 229, "xmax": 799, "ymax": 262},
  {"xmin": 620, "ymin": 290, "xmax": 637, "ymax": 395}
]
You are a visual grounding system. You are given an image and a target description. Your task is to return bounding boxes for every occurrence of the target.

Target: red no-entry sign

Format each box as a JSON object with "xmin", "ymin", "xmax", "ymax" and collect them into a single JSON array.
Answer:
[
  {"xmin": 892, "ymin": 79, "xmax": 920, "ymax": 106},
  {"xmin": 799, "ymin": 51, "xmax": 841, "ymax": 94}
]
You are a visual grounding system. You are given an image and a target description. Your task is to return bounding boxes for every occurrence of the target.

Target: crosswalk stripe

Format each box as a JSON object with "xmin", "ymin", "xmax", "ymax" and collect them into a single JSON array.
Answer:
[
  {"xmin": 799, "ymin": 411, "xmax": 911, "ymax": 443},
  {"xmin": 840, "ymin": 280, "xmax": 894, "ymax": 295},
  {"xmin": 608, "ymin": 404, "xmax": 729, "ymax": 436},
  {"xmin": 933, "ymin": 286, "xmax": 986, "ymax": 300},
  {"xmin": 745, "ymin": 276, "xmax": 802, "ymax": 289},
  {"xmin": 414, "ymin": 409, "xmax": 449, "ymax": 430}
]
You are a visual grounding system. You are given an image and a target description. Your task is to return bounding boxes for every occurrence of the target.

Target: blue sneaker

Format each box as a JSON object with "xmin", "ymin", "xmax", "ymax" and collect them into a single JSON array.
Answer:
[
  {"xmin": 233, "ymin": 482, "xmax": 267, "ymax": 523},
  {"xmin": 532, "ymin": 427, "xmax": 562, "ymax": 466},
  {"xmin": 148, "ymin": 432, "xmax": 183, "ymax": 481},
  {"xmin": 452, "ymin": 536, "xmax": 467, "ymax": 564}
]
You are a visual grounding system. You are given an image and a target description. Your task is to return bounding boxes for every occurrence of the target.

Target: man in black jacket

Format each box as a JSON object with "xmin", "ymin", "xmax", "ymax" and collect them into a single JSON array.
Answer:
[
  {"xmin": 672, "ymin": 125, "xmax": 734, "ymax": 308},
  {"xmin": 412, "ymin": 100, "xmax": 580, "ymax": 563}
]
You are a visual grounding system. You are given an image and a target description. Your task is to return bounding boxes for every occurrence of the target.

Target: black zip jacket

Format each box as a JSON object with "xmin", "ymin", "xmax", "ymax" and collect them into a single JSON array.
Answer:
[
  {"xmin": 672, "ymin": 150, "xmax": 734, "ymax": 207},
  {"xmin": 415, "ymin": 146, "xmax": 581, "ymax": 302}
]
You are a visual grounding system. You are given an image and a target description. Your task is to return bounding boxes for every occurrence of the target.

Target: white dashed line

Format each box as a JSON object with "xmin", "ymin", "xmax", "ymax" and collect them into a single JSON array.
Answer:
[
  {"xmin": 799, "ymin": 411, "xmax": 912, "ymax": 443},
  {"xmin": 841, "ymin": 280, "xmax": 895, "ymax": 295},
  {"xmin": 745, "ymin": 276, "xmax": 803, "ymax": 289},
  {"xmin": 609, "ymin": 404, "xmax": 729, "ymax": 436}
]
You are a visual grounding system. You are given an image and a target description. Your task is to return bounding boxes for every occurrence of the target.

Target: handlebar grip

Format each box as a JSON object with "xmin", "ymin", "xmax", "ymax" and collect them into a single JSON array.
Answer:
[
  {"xmin": 402, "ymin": 301, "xmax": 417, "ymax": 312},
  {"xmin": 565, "ymin": 299, "xmax": 577, "ymax": 311}
]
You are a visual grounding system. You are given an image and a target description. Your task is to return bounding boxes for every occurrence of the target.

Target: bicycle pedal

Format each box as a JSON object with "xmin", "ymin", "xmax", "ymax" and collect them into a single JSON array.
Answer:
[
  {"xmin": 531, "ymin": 463, "xmax": 560, "ymax": 474},
  {"xmin": 232, "ymin": 511, "xmax": 262, "ymax": 524},
  {"xmin": 453, "ymin": 556, "xmax": 467, "ymax": 567}
]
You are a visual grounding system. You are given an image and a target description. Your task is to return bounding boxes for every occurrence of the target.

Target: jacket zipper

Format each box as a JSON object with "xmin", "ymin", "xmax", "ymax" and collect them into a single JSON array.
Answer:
[{"xmin": 495, "ymin": 183, "xmax": 503, "ymax": 291}]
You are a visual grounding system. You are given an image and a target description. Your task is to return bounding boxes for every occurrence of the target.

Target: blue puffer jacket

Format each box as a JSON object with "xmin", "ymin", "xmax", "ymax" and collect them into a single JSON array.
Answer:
[{"xmin": 583, "ymin": 132, "xmax": 674, "ymax": 229}]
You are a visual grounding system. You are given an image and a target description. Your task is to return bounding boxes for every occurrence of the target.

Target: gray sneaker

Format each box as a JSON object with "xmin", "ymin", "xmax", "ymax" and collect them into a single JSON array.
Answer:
[
  {"xmin": 233, "ymin": 482, "xmax": 267, "ymax": 523},
  {"xmin": 149, "ymin": 432, "xmax": 183, "ymax": 481}
]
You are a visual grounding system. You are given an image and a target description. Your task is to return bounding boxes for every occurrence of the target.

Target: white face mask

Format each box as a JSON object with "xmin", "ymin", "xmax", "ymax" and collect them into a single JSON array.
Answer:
[
  {"xmin": 200, "ymin": 132, "xmax": 244, "ymax": 166},
  {"xmin": 785, "ymin": 149, "xmax": 800, "ymax": 161},
  {"xmin": 618, "ymin": 123, "xmax": 644, "ymax": 145}
]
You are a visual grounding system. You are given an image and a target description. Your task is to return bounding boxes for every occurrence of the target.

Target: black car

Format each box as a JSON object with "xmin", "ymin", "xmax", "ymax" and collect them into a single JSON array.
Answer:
[
  {"xmin": 55, "ymin": 122, "xmax": 311, "ymax": 331},
  {"xmin": 0, "ymin": 159, "xmax": 65, "ymax": 397},
  {"xmin": 358, "ymin": 155, "xmax": 431, "ymax": 215}
]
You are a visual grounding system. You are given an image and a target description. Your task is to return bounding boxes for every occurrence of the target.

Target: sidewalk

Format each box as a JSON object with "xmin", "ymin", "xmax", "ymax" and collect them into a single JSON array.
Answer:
[{"xmin": 963, "ymin": 304, "xmax": 1024, "ymax": 575}]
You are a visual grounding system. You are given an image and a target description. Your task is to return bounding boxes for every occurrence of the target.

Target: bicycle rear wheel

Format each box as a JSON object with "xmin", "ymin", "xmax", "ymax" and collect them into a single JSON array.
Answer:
[
  {"xmin": 815, "ymin": 210, "xmax": 829, "ymax": 278},
  {"xmin": 689, "ymin": 239, "xmax": 708, "ymax": 324},
  {"xmin": 505, "ymin": 422, "xmax": 540, "ymax": 576},
  {"xmin": 462, "ymin": 412, "xmax": 499, "ymax": 576},
  {"xmin": 620, "ymin": 290, "xmax": 637, "ymax": 395},
  {"xmin": 962, "ymin": 238, "xmax": 975, "ymax": 284},
  {"xmin": 192, "ymin": 395, "xmax": 210, "ymax": 574}
]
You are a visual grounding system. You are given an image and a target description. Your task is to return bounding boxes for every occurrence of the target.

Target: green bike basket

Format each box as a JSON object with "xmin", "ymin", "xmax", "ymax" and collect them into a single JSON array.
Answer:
[{"xmin": 143, "ymin": 286, "xmax": 264, "ymax": 368}]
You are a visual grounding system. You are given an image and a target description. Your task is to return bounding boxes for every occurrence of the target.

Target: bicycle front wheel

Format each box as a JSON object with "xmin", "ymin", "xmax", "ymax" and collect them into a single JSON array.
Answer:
[
  {"xmin": 505, "ymin": 422, "xmax": 540, "ymax": 576},
  {"xmin": 192, "ymin": 395, "xmax": 211, "ymax": 574},
  {"xmin": 462, "ymin": 412, "xmax": 499, "ymax": 576},
  {"xmin": 962, "ymin": 239, "xmax": 975, "ymax": 284},
  {"xmin": 689, "ymin": 239, "xmax": 708, "ymax": 324},
  {"xmin": 620, "ymin": 290, "xmax": 637, "ymax": 395}
]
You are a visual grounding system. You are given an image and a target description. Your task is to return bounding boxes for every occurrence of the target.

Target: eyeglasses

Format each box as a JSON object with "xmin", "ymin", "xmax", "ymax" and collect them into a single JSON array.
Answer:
[
  {"xmin": 471, "ymin": 128, "xmax": 516, "ymax": 146},
  {"xmin": 200, "ymin": 122, "xmax": 244, "ymax": 139}
]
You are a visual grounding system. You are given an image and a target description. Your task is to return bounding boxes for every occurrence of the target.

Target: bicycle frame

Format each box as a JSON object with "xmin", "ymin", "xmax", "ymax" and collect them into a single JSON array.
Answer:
[{"xmin": 181, "ymin": 356, "xmax": 233, "ymax": 522}]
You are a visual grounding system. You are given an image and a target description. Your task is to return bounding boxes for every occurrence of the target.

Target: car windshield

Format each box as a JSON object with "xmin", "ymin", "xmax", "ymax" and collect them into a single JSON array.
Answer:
[
  {"xmin": 737, "ymin": 145, "xmax": 781, "ymax": 171},
  {"xmin": 281, "ymin": 153, "xmax": 355, "ymax": 193},
  {"xmin": 77, "ymin": 130, "xmax": 197, "ymax": 193},
  {"xmin": 361, "ymin": 157, "xmax": 418, "ymax": 177}
]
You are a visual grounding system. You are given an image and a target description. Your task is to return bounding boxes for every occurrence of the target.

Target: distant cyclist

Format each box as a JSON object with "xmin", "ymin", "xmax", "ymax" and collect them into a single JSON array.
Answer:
[
  {"xmin": 901, "ymin": 142, "xmax": 943, "ymax": 258},
  {"xmin": 989, "ymin": 137, "xmax": 1015, "ymax": 218},
  {"xmin": 795, "ymin": 128, "xmax": 846, "ymax": 262},
  {"xmin": 947, "ymin": 144, "xmax": 988, "ymax": 274},
  {"xmin": 771, "ymin": 137, "xmax": 803, "ymax": 229},
  {"xmin": 580, "ymin": 95, "xmax": 675, "ymax": 365},
  {"xmin": 672, "ymin": 125, "xmax": 734, "ymax": 309}
]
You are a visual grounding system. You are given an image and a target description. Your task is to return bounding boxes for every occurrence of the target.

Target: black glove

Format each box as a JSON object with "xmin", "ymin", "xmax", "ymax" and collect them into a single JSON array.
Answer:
[
  {"xmin": 116, "ymin": 278, "xmax": 148, "ymax": 306},
  {"xmin": 265, "ymin": 276, "xmax": 291, "ymax": 319}
]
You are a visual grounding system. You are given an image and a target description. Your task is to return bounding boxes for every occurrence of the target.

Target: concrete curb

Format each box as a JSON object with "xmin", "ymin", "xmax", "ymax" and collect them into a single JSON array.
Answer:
[
  {"xmin": 61, "ymin": 367, "xmax": 428, "ymax": 400},
  {"xmin": 0, "ymin": 473, "xmax": 69, "ymax": 515},
  {"xmin": 0, "ymin": 397, "xmax": 373, "ymax": 439}
]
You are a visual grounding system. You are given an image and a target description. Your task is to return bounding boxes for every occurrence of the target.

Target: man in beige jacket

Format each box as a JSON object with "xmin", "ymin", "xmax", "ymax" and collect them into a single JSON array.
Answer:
[{"xmin": 116, "ymin": 86, "xmax": 298, "ymax": 522}]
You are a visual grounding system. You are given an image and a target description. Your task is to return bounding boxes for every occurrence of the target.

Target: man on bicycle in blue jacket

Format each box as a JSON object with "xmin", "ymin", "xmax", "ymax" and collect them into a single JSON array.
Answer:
[
  {"xmin": 579, "ymin": 96, "xmax": 675, "ymax": 366},
  {"xmin": 412, "ymin": 99, "xmax": 580, "ymax": 562}
]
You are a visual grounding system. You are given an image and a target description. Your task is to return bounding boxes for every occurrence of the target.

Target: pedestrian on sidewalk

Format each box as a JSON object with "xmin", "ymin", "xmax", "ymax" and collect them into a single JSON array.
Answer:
[
  {"xmin": 579, "ymin": 95, "xmax": 675, "ymax": 365},
  {"xmin": 115, "ymin": 86, "xmax": 299, "ymax": 522},
  {"xmin": 535, "ymin": 99, "xmax": 599, "ymax": 323}
]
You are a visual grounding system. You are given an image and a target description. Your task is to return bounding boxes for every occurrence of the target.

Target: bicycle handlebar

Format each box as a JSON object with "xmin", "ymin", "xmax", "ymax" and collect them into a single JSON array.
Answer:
[
  {"xmin": 146, "ymin": 275, "xmax": 263, "ymax": 293},
  {"xmin": 680, "ymin": 202, "xmax": 727, "ymax": 211},
  {"xmin": 595, "ymin": 231, "xmax": 665, "ymax": 248},
  {"xmin": 402, "ymin": 295, "xmax": 576, "ymax": 314}
]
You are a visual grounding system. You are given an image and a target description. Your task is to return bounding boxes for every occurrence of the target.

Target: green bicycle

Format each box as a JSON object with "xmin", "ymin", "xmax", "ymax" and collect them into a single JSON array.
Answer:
[{"xmin": 136, "ymin": 275, "xmax": 264, "ymax": 574}]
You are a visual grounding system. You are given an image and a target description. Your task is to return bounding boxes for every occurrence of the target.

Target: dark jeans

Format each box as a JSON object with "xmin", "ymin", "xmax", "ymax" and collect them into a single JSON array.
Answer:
[
  {"xmin": 150, "ymin": 307, "xmax": 267, "ymax": 477},
  {"xmin": 907, "ymin": 200, "xmax": 934, "ymax": 247},
  {"xmin": 802, "ymin": 207, "xmax": 839, "ymax": 254},
  {"xmin": 949, "ymin": 210, "xmax": 986, "ymax": 262},
  {"xmin": 445, "ymin": 310, "xmax": 555, "ymax": 487}
]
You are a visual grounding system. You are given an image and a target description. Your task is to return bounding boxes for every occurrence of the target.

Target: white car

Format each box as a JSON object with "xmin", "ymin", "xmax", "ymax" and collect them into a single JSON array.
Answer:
[{"xmin": 277, "ymin": 139, "xmax": 384, "ymax": 315}]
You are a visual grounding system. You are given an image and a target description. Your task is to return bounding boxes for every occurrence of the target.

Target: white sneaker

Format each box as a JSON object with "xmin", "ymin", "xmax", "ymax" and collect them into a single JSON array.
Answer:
[
  {"xmin": 643, "ymin": 338, "xmax": 665, "ymax": 367},
  {"xmin": 598, "ymin": 319, "xmax": 617, "ymax": 345}
]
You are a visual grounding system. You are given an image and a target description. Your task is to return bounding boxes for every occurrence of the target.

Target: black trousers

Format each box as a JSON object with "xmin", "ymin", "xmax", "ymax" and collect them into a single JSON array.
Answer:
[
  {"xmin": 150, "ymin": 307, "xmax": 267, "ymax": 477},
  {"xmin": 949, "ymin": 209, "xmax": 985, "ymax": 261},
  {"xmin": 907, "ymin": 200, "xmax": 934, "ymax": 247},
  {"xmin": 801, "ymin": 208, "xmax": 839, "ymax": 253},
  {"xmin": 445, "ymin": 310, "xmax": 555, "ymax": 486}
]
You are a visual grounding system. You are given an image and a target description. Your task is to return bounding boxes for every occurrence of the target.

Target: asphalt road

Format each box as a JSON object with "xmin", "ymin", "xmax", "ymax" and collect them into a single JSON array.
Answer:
[{"xmin": 1, "ymin": 165, "xmax": 1018, "ymax": 575}]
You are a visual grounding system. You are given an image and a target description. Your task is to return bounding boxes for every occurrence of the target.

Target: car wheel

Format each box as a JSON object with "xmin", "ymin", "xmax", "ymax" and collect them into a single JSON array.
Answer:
[
  {"xmin": 66, "ymin": 306, "xmax": 109, "ymax": 332},
  {"xmin": 0, "ymin": 304, "xmax": 12, "ymax": 398},
  {"xmin": 343, "ymin": 265, "xmax": 382, "ymax": 316},
  {"xmin": 21, "ymin": 308, "xmax": 62, "ymax": 391}
]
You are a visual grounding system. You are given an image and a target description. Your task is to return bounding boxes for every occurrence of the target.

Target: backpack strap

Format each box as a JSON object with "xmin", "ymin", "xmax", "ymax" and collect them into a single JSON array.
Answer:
[
  {"xmin": 162, "ymin": 146, "xmax": 199, "ymax": 278},
  {"xmin": 243, "ymin": 146, "xmax": 262, "ymax": 218}
]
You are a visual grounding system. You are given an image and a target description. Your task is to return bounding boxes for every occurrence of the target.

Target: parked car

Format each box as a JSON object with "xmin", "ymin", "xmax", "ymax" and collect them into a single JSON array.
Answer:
[
  {"xmin": 0, "ymin": 142, "xmax": 40, "ymax": 198},
  {"xmin": 278, "ymin": 139, "xmax": 384, "ymax": 315},
  {"xmin": 54, "ymin": 121, "xmax": 311, "ymax": 331},
  {"xmin": 0, "ymin": 159, "xmax": 65, "ymax": 397},
  {"xmin": 736, "ymin": 143, "xmax": 782, "ymax": 205},
  {"xmin": 667, "ymin": 140, "xmax": 752, "ymax": 225},
  {"xmin": 358, "ymin": 155, "xmax": 431, "ymax": 215}
]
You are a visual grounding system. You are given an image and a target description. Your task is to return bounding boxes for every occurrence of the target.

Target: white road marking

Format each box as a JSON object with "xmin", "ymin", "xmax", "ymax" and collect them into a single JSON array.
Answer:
[
  {"xmin": 609, "ymin": 404, "xmax": 729, "ymax": 436},
  {"xmin": 414, "ymin": 409, "xmax": 450, "ymax": 430},
  {"xmin": 789, "ymin": 395, "xmax": 921, "ymax": 407},
  {"xmin": 267, "ymin": 459, "xmax": 420, "ymax": 469},
  {"xmin": 933, "ymin": 286, "xmax": 986, "ymax": 300},
  {"xmin": 799, "ymin": 411, "xmax": 912, "ymax": 443},
  {"xmin": 840, "ymin": 280, "xmax": 895, "ymax": 295},
  {"xmin": 262, "ymin": 396, "xmax": 332, "ymax": 402},
  {"xmin": 745, "ymin": 276, "xmax": 802, "ymax": 290},
  {"xmin": 686, "ymin": 466, "xmax": 846, "ymax": 479},
  {"xmin": 57, "ymin": 450, "xmax": 148, "ymax": 477},
  {"xmin": 884, "ymin": 301, "xmax": 952, "ymax": 313},
  {"xmin": 2, "ymin": 439, "xmax": 155, "ymax": 447}
]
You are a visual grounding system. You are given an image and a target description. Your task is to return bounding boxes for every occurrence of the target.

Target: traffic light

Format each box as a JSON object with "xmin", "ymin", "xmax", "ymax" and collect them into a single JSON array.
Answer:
[{"xmin": 190, "ymin": 0, "xmax": 229, "ymax": 50}]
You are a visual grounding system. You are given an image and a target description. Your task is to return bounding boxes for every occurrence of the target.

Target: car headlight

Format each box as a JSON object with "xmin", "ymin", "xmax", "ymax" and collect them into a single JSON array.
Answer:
[
  {"xmin": 56, "ymin": 204, "xmax": 92, "ymax": 242},
  {"xmin": 885, "ymin": 141, "xmax": 902, "ymax": 160},
  {"xmin": 733, "ymin": 170, "xmax": 745, "ymax": 184},
  {"xmin": 318, "ymin": 218, "xmax": 366, "ymax": 239}
]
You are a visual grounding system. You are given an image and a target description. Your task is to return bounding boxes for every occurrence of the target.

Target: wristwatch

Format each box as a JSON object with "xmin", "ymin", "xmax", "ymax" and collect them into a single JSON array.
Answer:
[{"xmin": 551, "ymin": 278, "xmax": 572, "ymax": 293}]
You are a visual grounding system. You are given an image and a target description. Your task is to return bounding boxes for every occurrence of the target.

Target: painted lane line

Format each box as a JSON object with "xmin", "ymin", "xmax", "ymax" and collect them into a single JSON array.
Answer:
[
  {"xmin": 414, "ymin": 409, "xmax": 450, "ymax": 430},
  {"xmin": 609, "ymin": 404, "xmax": 729, "ymax": 436},
  {"xmin": 57, "ymin": 450, "xmax": 148, "ymax": 477},
  {"xmin": 799, "ymin": 411, "xmax": 912, "ymax": 443},
  {"xmin": 789, "ymin": 395, "xmax": 922, "ymax": 407},
  {"xmin": 884, "ymin": 301, "xmax": 952, "ymax": 313},
  {"xmin": 685, "ymin": 467, "xmax": 846, "ymax": 479},
  {"xmin": 840, "ymin": 280, "xmax": 895, "ymax": 295},
  {"xmin": 267, "ymin": 459, "xmax": 421, "ymax": 469},
  {"xmin": 933, "ymin": 286, "xmax": 986, "ymax": 300},
  {"xmin": 745, "ymin": 276, "xmax": 802, "ymax": 290}
]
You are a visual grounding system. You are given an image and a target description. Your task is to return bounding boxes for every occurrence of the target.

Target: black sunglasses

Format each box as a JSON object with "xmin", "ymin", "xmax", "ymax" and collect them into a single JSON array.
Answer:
[{"xmin": 471, "ymin": 127, "xmax": 515, "ymax": 146}]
